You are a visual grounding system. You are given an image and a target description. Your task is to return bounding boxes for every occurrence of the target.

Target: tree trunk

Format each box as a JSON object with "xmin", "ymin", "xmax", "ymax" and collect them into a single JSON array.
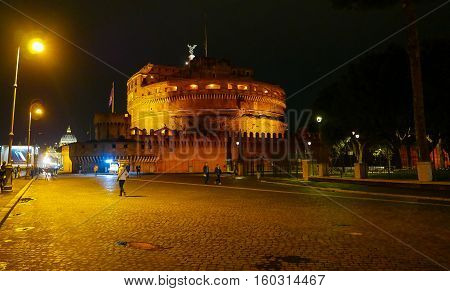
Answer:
[
  {"xmin": 402, "ymin": 0, "xmax": 430, "ymax": 162},
  {"xmin": 358, "ymin": 142, "xmax": 366, "ymax": 163}
]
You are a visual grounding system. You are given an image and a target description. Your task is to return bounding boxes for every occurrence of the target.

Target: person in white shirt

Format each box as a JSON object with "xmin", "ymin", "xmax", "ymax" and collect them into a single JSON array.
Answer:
[{"xmin": 117, "ymin": 164, "xmax": 129, "ymax": 197}]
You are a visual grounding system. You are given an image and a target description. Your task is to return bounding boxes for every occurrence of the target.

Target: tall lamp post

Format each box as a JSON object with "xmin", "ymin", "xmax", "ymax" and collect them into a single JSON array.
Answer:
[
  {"xmin": 3, "ymin": 39, "xmax": 45, "ymax": 191},
  {"xmin": 315, "ymin": 115, "xmax": 327, "ymax": 177},
  {"xmin": 27, "ymin": 102, "xmax": 44, "ymax": 177}
]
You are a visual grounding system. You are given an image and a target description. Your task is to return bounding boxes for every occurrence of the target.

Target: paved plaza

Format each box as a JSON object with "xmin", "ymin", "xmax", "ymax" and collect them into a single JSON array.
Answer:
[{"xmin": 0, "ymin": 174, "xmax": 449, "ymax": 271}]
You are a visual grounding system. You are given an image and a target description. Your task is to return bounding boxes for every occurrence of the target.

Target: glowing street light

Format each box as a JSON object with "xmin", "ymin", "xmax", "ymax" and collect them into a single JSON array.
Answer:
[
  {"xmin": 29, "ymin": 39, "xmax": 45, "ymax": 54},
  {"xmin": 4, "ymin": 38, "xmax": 46, "ymax": 189},
  {"xmin": 316, "ymin": 116, "xmax": 323, "ymax": 123},
  {"xmin": 307, "ymin": 141, "xmax": 312, "ymax": 146},
  {"xmin": 355, "ymin": 134, "xmax": 360, "ymax": 139},
  {"xmin": 27, "ymin": 102, "xmax": 44, "ymax": 176}
]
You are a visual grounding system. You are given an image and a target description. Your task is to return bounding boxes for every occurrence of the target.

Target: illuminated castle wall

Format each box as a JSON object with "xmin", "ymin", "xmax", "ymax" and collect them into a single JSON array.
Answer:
[
  {"xmin": 127, "ymin": 57, "xmax": 286, "ymax": 135},
  {"xmin": 68, "ymin": 57, "xmax": 290, "ymax": 174}
]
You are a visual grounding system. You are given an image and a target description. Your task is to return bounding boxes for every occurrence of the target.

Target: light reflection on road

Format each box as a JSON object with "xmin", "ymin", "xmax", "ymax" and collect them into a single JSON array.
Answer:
[{"xmin": 95, "ymin": 174, "xmax": 117, "ymax": 192}]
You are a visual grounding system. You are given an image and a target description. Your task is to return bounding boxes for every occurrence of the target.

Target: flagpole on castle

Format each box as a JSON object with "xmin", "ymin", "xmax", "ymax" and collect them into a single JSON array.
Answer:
[{"xmin": 112, "ymin": 81, "xmax": 115, "ymax": 114}]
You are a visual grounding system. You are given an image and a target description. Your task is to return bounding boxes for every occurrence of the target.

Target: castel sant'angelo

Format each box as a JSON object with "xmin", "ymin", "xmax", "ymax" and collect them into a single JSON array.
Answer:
[
  {"xmin": 127, "ymin": 56, "xmax": 286, "ymax": 135},
  {"xmin": 68, "ymin": 46, "xmax": 289, "ymax": 174}
]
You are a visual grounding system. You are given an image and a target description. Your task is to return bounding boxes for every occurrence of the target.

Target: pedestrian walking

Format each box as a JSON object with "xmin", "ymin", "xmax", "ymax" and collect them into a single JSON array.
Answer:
[
  {"xmin": 136, "ymin": 165, "xmax": 141, "ymax": 178},
  {"xmin": 44, "ymin": 168, "xmax": 51, "ymax": 180},
  {"xmin": 203, "ymin": 163, "xmax": 210, "ymax": 184},
  {"xmin": 13, "ymin": 166, "xmax": 18, "ymax": 179},
  {"xmin": 233, "ymin": 164, "xmax": 238, "ymax": 180},
  {"xmin": 93, "ymin": 164, "xmax": 99, "ymax": 176},
  {"xmin": 214, "ymin": 164, "xmax": 222, "ymax": 185},
  {"xmin": 256, "ymin": 169, "xmax": 261, "ymax": 181},
  {"xmin": 117, "ymin": 164, "xmax": 129, "ymax": 197}
]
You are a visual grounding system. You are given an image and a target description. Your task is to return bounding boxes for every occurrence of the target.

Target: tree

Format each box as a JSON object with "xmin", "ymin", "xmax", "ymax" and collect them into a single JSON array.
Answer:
[
  {"xmin": 314, "ymin": 46, "xmax": 413, "ymax": 162},
  {"xmin": 331, "ymin": 0, "xmax": 431, "ymax": 169},
  {"xmin": 314, "ymin": 40, "xmax": 450, "ymax": 168}
]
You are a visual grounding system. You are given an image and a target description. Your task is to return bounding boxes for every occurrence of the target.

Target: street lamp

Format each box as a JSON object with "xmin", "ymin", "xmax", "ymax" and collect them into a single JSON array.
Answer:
[
  {"xmin": 27, "ymin": 102, "xmax": 44, "ymax": 177},
  {"xmin": 29, "ymin": 39, "xmax": 45, "ymax": 54},
  {"xmin": 316, "ymin": 116, "xmax": 323, "ymax": 123},
  {"xmin": 3, "ymin": 39, "xmax": 45, "ymax": 191}
]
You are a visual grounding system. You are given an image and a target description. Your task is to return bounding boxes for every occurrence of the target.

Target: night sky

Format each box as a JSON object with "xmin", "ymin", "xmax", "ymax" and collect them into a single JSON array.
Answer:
[{"xmin": 0, "ymin": 0, "xmax": 449, "ymax": 146}]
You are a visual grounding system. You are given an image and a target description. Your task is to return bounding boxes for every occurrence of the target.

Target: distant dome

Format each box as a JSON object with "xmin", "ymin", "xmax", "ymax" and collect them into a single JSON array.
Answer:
[{"xmin": 59, "ymin": 126, "xmax": 77, "ymax": 147}]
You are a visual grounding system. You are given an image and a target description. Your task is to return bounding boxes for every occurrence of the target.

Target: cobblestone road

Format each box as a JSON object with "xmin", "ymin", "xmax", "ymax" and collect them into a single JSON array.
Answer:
[{"xmin": 0, "ymin": 174, "xmax": 449, "ymax": 270}]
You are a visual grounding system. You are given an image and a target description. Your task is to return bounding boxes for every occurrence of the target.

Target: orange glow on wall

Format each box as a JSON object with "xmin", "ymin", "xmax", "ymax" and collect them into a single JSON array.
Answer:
[
  {"xmin": 189, "ymin": 84, "xmax": 198, "ymax": 90},
  {"xmin": 165, "ymin": 86, "xmax": 177, "ymax": 92},
  {"xmin": 237, "ymin": 84, "xmax": 248, "ymax": 90},
  {"xmin": 206, "ymin": 84, "xmax": 221, "ymax": 90}
]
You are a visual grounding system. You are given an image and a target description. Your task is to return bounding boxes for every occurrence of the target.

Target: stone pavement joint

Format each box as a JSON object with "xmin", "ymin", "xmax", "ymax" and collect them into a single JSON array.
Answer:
[{"xmin": 0, "ymin": 175, "xmax": 449, "ymax": 271}]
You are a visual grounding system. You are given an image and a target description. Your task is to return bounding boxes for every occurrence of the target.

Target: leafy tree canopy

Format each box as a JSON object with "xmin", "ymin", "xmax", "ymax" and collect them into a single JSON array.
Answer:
[{"xmin": 313, "ymin": 40, "xmax": 450, "ymax": 150}]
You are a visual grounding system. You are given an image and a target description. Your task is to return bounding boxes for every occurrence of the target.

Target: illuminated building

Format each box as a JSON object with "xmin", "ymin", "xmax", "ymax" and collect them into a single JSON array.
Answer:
[
  {"xmin": 127, "ymin": 57, "xmax": 286, "ymax": 135},
  {"xmin": 68, "ymin": 56, "xmax": 288, "ymax": 174},
  {"xmin": 59, "ymin": 126, "xmax": 77, "ymax": 147}
]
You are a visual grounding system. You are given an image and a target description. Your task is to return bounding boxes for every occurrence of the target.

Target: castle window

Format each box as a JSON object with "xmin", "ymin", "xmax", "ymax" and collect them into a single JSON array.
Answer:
[
  {"xmin": 237, "ymin": 84, "xmax": 248, "ymax": 90},
  {"xmin": 227, "ymin": 83, "xmax": 233, "ymax": 89},
  {"xmin": 189, "ymin": 84, "xmax": 198, "ymax": 90},
  {"xmin": 112, "ymin": 144, "xmax": 116, "ymax": 149},
  {"xmin": 263, "ymin": 89, "xmax": 269, "ymax": 94},
  {"xmin": 206, "ymin": 84, "xmax": 220, "ymax": 90},
  {"xmin": 94, "ymin": 144, "xmax": 97, "ymax": 149},
  {"xmin": 124, "ymin": 144, "xmax": 128, "ymax": 149},
  {"xmin": 165, "ymin": 86, "xmax": 177, "ymax": 92}
]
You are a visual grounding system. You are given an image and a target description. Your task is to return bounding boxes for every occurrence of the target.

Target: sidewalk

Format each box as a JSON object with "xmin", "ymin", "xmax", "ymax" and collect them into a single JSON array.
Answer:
[
  {"xmin": 0, "ymin": 178, "xmax": 35, "ymax": 226},
  {"xmin": 309, "ymin": 176, "xmax": 450, "ymax": 191},
  {"xmin": 262, "ymin": 176, "xmax": 450, "ymax": 201},
  {"xmin": 0, "ymin": 178, "xmax": 30, "ymax": 208}
]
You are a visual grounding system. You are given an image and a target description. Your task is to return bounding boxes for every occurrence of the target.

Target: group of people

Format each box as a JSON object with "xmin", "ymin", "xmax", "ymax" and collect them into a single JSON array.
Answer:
[{"xmin": 202, "ymin": 163, "xmax": 223, "ymax": 185}]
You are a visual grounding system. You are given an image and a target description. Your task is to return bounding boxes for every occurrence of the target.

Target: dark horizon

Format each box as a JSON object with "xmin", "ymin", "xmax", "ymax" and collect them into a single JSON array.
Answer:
[{"xmin": 0, "ymin": 0, "xmax": 449, "ymax": 146}]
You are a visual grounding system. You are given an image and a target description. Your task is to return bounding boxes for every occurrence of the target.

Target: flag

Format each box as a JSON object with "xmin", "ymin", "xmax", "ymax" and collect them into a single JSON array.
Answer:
[{"xmin": 109, "ymin": 82, "xmax": 114, "ymax": 113}]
